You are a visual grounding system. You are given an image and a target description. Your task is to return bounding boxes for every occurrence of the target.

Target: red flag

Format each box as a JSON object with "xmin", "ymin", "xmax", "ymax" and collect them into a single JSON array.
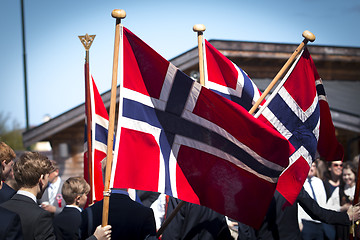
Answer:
[
  {"xmin": 84, "ymin": 76, "xmax": 109, "ymax": 202},
  {"xmin": 109, "ymin": 26, "xmax": 292, "ymax": 228},
  {"xmin": 204, "ymin": 40, "xmax": 262, "ymax": 111},
  {"xmin": 203, "ymin": 43, "xmax": 343, "ymax": 205},
  {"xmin": 258, "ymin": 48, "xmax": 343, "ymax": 204}
]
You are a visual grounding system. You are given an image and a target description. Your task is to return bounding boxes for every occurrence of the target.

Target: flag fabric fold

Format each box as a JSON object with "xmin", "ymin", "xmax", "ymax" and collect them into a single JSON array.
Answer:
[
  {"xmin": 204, "ymin": 40, "xmax": 262, "ymax": 111},
  {"xmin": 316, "ymin": 79, "xmax": 344, "ymax": 161},
  {"xmin": 84, "ymin": 75, "xmax": 109, "ymax": 202},
  {"xmin": 109, "ymin": 26, "xmax": 292, "ymax": 228}
]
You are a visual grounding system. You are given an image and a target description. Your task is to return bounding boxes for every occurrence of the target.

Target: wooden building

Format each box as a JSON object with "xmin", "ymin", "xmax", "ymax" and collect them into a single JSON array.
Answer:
[{"xmin": 22, "ymin": 40, "xmax": 360, "ymax": 180}]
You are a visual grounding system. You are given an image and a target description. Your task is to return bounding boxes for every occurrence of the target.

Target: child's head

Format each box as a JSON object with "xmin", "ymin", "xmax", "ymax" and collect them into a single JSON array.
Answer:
[{"xmin": 62, "ymin": 177, "xmax": 90, "ymax": 208}]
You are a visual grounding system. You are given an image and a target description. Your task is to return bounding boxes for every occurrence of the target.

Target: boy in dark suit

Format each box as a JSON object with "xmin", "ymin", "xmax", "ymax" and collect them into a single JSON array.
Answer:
[
  {"xmin": 53, "ymin": 177, "xmax": 111, "ymax": 240},
  {"xmin": 1, "ymin": 152, "xmax": 56, "ymax": 240}
]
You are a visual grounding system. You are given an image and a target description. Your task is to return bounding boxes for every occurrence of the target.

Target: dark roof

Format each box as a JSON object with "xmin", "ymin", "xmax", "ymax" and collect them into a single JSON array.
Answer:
[
  {"xmin": 172, "ymin": 39, "xmax": 360, "ymax": 81},
  {"xmin": 22, "ymin": 88, "xmax": 113, "ymax": 147}
]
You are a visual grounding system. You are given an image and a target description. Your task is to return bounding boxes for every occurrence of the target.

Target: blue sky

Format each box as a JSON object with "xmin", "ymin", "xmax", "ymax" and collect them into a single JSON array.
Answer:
[{"xmin": 0, "ymin": 0, "xmax": 359, "ymax": 129}]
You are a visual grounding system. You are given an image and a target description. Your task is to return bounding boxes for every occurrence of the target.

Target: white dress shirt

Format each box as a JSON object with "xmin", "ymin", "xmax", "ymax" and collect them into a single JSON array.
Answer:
[
  {"xmin": 48, "ymin": 177, "xmax": 61, "ymax": 205},
  {"xmin": 298, "ymin": 176, "xmax": 328, "ymax": 223}
]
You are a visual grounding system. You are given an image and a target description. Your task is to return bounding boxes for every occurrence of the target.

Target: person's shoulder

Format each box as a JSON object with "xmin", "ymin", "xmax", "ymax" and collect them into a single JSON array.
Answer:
[
  {"xmin": 114, "ymin": 194, "xmax": 154, "ymax": 213},
  {"xmin": 0, "ymin": 205, "xmax": 19, "ymax": 218},
  {"xmin": 134, "ymin": 201, "xmax": 155, "ymax": 218},
  {"xmin": 81, "ymin": 200, "xmax": 103, "ymax": 219},
  {"xmin": 323, "ymin": 178, "xmax": 330, "ymax": 184},
  {"xmin": 87, "ymin": 199, "xmax": 104, "ymax": 210},
  {"xmin": 64, "ymin": 206, "xmax": 82, "ymax": 217},
  {"xmin": 1, "ymin": 194, "xmax": 26, "ymax": 208},
  {"xmin": 312, "ymin": 176, "xmax": 325, "ymax": 184},
  {"xmin": 1, "ymin": 182, "xmax": 16, "ymax": 192},
  {"xmin": 55, "ymin": 206, "xmax": 77, "ymax": 217},
  {"xmin": 0, "ymin": 187, "xmax": 14, "ymax": 204},
  {"xmin": 128, "ymin": 197, "xmax": 153, "ymax": 210},
  {"xmin": 54, "ymin": 207, "xmax": 80, "ymax": 224}
]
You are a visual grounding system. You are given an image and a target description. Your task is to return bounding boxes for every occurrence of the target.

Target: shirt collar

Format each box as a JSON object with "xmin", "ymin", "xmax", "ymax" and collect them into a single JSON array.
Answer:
[
  {"xmin": 17, "ymin": 190, "xmax": 37, "ymax": 203},
  {"xmin": 66, "ymin": 205, "xmax": 82, "ymax": 212},
  {"xmin": 50, "ymin": 176, "xmax": 61, "ymax": 189}
]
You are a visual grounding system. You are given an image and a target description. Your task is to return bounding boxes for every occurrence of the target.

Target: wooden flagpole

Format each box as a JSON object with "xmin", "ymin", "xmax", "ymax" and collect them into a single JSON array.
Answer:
[
  {"xmin": 156, "ymin": 200, "xmax": 186, "ymax": 237},
  {"xmin": 79, "ymin": 33, "xmax": 96, "ymax": 204},
  {"xmin": 193, "ymin": 24, "xmax": 206, "ymax": 86},
  {"xmin": 156, "ymin": 24, "xmax": 207, "ymax": 238},
  {"xmin": 102, "ymin": 9, "xmax": 126, "ymax": 227},
  {"xmin": 248, "ymin": 30, "xmax": 316, "ymax": 115}
]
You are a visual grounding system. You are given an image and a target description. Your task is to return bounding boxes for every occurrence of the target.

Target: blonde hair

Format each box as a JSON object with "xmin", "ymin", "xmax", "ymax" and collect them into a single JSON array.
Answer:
[{"xmin": 62, "ymin": 177, "xmax": 90, "ymax": 205}]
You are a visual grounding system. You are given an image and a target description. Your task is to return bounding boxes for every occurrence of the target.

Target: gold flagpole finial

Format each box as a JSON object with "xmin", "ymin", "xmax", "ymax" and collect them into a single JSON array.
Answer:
[
  {"xmin": 78, "ymin": 34, "xmax": 96, "ymax": 51},
  {"xmin": 111, "ymin": 9, "xmax": 126, "ymax": 19},
  {"xmin": 193, "ymin": 24, "xmax": 206, "ymax": 33},
  {"xmin": 193, "ymin": 24, "xmax": 206, "ymax": 86},
  {"xmin": 302, "ymin": 30, "xmax": 316, "ymax": 43}
]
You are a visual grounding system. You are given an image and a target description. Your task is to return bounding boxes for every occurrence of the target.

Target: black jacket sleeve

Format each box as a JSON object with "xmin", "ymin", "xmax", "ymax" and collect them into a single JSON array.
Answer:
[{"xmin": 298, "ymin": 187, "xmax": 350, "ymax": 226}]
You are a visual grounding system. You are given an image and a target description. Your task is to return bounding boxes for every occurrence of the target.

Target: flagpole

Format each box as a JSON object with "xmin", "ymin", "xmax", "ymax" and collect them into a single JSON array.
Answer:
[
  {"xmin": 193, "ymin": 24, "xmax": 206, "ymax": 86},
  {"xmin": 156, "ymin": 200, "xmax": 185, "ymax": 237},
  {"xmin": 156, "ymin": 24, "xmax": 207, "ymax": 238},
  {"xmin": 102, "ymin": 9, "xmax": 126, "ymax": 227},
  {"xmin": 253, "ymin": 47, "xmax": 304, "ymax": 119},
  {"xmin": 248, "ymin": 30, "xmax": 315, "ymax": 115},
  {"xmin": 79, "ymin": 33, "xmax": 96, "ymax": 204}
]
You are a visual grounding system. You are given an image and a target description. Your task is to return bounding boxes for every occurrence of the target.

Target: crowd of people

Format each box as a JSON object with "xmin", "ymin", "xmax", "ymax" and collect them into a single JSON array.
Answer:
[
  {"xmin": 298, "ymin": 158, "xmax": 360, "ymax": 240},
  {"xmin": 0, "ymin": 142, "xmax": 112, "ymax": 240},
  {"xmin": 1, "ymin": 140, "xmax": 360, "ymax": 240}
]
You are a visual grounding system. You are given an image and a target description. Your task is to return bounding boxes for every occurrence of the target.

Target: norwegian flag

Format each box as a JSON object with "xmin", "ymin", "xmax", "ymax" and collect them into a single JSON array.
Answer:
[
  {"xmin": 109, "ymin": 26, "xmax": 292, "ymax": 228},
  {"xmin": 204, "ymin": 40, "xmax": 262, "ymax": 111},
  {"xmin": 203, "ymin": 43, "xmax": 343, "ymax": 205},
  {"xmin": 84, "ymin": 75, "xmax": 109, "ymax": 202},
  {"xmin": 256, "ymin": 48, "xmax": 343, "ymax": 204},
  {"xmin": 203, "ymin": 41, "xmax": 305, "ymax": 204}
]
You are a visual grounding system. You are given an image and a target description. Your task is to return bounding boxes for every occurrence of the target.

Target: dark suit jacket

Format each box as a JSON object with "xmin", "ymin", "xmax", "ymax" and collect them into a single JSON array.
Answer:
[
  {"xmin": 0, "ymin": 206, "xmax": 23, "ymax": 240},
  {"xmin": 80, "ymin": 192, "xmax": 156, "ymax": 240},
  {"xmin": 1, "ymin": 193, "xmax": 55, "ymax": 240},
  {"xmin": 161, "ymin": 197, "xmax": 232, "ymax": 240},
  {"xmin": 53, "ymin": 207, "xmax": 82, "ymax": 240},
  {"xmin": 53, "ymin": 206, "xmax": 98, "ymax": 240},
  {"xmin": 0, "ymin": 182, "xmax": 16, "ymax": 204}
]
